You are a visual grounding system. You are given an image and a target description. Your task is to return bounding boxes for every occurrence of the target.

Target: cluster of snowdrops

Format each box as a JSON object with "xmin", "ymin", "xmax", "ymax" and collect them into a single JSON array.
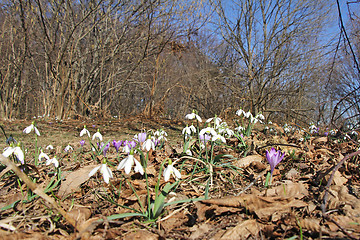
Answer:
[
  {"xmin": 2, "ymin": 109, "xmax": 286, "ymax": 185},
  {"xmin": 2, "ymin": 109, "xmax": 287, "ymax": 221}
]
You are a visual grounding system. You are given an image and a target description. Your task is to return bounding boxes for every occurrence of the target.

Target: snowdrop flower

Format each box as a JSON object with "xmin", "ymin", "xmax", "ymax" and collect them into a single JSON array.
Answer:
[
  {"xmin": 154, "ymin": 129, "xmax": 168, "ymax": 141},
  {"xmin": 163, "ymin": 160, "xmax": 181, "ymax": 182},
  {"xmin": 199, "ymin": 127, "xmax": 217, "ymax": 136},
  {"xmin": 117, "ymin": 154, "xmax": 144, "ymax": 175},
  {"xmin": 256, "ymin": 113, "xmax": 265, "ymax": 121},
  {"xmin": 46, "ymin": 145, "xmax": 54, "ymax": 150},
  {"xmin": 92, "ymin": 130, "xmax": 103, "ymax": 141},
  {"xmin": 46, "ymin": 156, "xmax": 59, "ymax": 168},
  {"xmin": 266, "ymin": 148, "xmax": 285, "ymax": 176},
  {"xmin": 3, "ymin": 144, "xmax": 25, "ymax": 164},
  {"xmin": 235, "ymin": 126, "xmax": 244, "ymax": 132},
  {"xmin": 211, "ymin": 134, "xmax": 226, "ymax": 143},
  {"xmin": 23, "ymin": 122, "xmax": 40, "ymax": 136},
  {"xmin": 206, "ymin": 117, "xmax": 222, "ymax": 126},
  {"xmin": 143, "ymin": 137, "xmax": 155, "ymax": 152},
  {"xmin": 64, "ymin": 145, "xmax": 73, "ymax": 152},
  {"xmin": 236, "ymin": 109, "xmax": 246, "ymax": 117},
  {"xmin": 80, "ymin": 126, "xmax": 90, "ymax": 138},
  {"xmin": 89, "ymin": 163, "xmax": 113, "ymax": 184},
  {"xmin": 236, "ymin": 109, "xmax": 252, "ymax": 119},
  {"xmin": 185, "ymin": 111, "xmax": 202, "ymax": 122},
  {"xmin": 182, "ymin": 125, "xmax": 196, "ymax": 135},
  {"xmin": 185, "ymin": 149, "xmax": 192, "ymax": 156},
  {"xmin": 268, "ymin": 121, "xmax": 273, "ymax": 125},
  {"xmin": 38, "ymin": 150, "xmax": 50, "ymax": 162},
  {"xmin": 250, "ymin": 115, "xmax": 259, "ymax": 124}
]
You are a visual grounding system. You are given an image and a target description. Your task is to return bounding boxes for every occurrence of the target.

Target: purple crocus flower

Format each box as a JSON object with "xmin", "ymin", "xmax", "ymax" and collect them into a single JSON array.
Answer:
[
  {"xmin": 113, "ymin": 140, "xmax": 122, "ymax": 153},
  {"xmin": 100, "ymin": 142, "xmax": 111, "ymax": 157},
  {"xmin": 266, "ymin": 148, "xmax": 285, "ymax": 176},
  {"xmin": 80, "ymin": 140, "xmax": 85, "ymax": 147},
  {"xmin": 153, "ymin": 138, "xmax": 160, "ymax": 147},
  {"xmin": 137, "ymin": 132, "xmax": 147, "ymax": 143},
  {"xmin": 129, "ymin": 140, "xmax": 137, "ymax": 149}
]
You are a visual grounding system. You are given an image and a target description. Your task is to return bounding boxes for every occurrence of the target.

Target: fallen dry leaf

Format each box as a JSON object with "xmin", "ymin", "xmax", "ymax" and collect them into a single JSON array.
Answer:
[
  {"xmin": 220, "ymin": 219, "xmax": 260, "ymax": 240},
  {"xmin": 58, "ymin": 165, "xmax": 96, "ymax": 197},
  {"xmin": 233, "ymin": 155, "xmax": 263, "ymax": 169}
]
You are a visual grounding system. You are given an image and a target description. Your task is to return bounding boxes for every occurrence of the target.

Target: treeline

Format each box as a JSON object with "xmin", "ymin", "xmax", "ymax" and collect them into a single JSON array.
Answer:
[{"xmin": 0, "ymin": 0, "xmax": 359, "ymax": 126}]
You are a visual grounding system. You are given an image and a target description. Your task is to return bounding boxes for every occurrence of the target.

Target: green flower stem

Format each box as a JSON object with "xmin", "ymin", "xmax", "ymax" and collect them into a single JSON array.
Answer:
[{"xmin": 34, "ymin": 134, "xmax": 39, "ymax": 165}]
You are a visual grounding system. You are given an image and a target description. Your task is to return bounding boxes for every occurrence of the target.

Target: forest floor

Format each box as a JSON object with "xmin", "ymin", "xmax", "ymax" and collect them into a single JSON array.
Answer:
[{"xmin": 0, "ymin": 116, "xmax": 360, "ymax": 240}]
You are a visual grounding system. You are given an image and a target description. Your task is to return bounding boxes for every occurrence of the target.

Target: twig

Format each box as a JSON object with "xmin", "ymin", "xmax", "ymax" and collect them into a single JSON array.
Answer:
[
  {"xmin": 235, "ymin": 168, "xmax": 268, "ymax": 196},
  {"xmin": 0, "ymin": 155, "xmax": 81, "ymax": 232}
]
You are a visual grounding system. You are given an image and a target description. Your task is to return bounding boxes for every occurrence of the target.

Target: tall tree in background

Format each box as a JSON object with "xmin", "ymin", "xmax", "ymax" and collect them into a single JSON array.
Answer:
[{"xmin": 211, "ymin": 0, "xmax": 332, "ymax": 122}]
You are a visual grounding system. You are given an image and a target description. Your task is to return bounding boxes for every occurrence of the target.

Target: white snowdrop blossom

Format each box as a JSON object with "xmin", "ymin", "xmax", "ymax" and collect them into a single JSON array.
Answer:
[
  {"xmin": 92, "ymin": 130, "xmax": 103, "ymax": 141},
  {"xmin": 235, "ymin": 126, "xmax": 244, "ymax": 132},
  {"xmin": 236, "ymin": 109, "xmax": 246, "ymax": 117},
  {"xmin": 143, "ymin": 138, "xmax": 155, "ymax": 151},
  {"xmin": 206, "ymin": 117, "xmax": 222, "ymax": 126},
  {"xmin": 23, "ymin": 122, "xmax": 40, "ymax": 136},
  {"xmin": 182, "ymin": 125, "xmax": 196, "ymax": 135},
  {"xmin": 38, "ymin": 150, "xmax": 50, "ymax": 162},
  {"xmin": 46, "ymin": 145, "xmax": 54, "ymax": 150},
  {"xmin": 117, "ymin": 154, "xmax": 144, "ymax": 175},
  {"xmin": 80, "ymin": 126, "xmax": 90, "ymax": 138},
  {"xmin": 185, "ymin": 149, "xmax": 192, "ymax": 156},
  {"xmin": 250, "ymin": 115, "xmax": 259, "ymax": 124},
  {"xmin": 185, "ymin": 112, "xmax": 202, "ymax": 122},
  {"xmin": 211, "ymin": 134, "xmax": 226, "ymax": 143},
  {"xmin": 256, "ymin": 113, "xmax": 265, "ymax": 121},
  {"xmin": 3, "ymin": 145, "xmax": 25, "ymax": 164},
  {"xmin": 89, "ymin": 163, "xmax": 113, "ymax": 184},
  {"xmin": 163, "ymin": 162, "xmax": 181, "ymax": 182},
  {"xmin": 154, "ymin": 129, "xmax": 168, "ymax": 141},
  {"xmin": 199, "ymin": 127, "xmax": 217, "ymax": 136},
  {"xmin": 46, "ymin": 156, "xmax": 59, "ymax": 168},
  {"xmin": 236, "ymin": 109, "xmax": 252, "ymax": 119},
  {"xmin": 64, "ymin": 145, "xmax": 73, "ymax": 152}
]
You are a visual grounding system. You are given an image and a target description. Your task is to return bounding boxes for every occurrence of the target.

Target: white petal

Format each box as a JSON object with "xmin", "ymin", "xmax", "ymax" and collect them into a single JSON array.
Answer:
[
  {"xmin": 117, "ymin": 158, "xmax": 127, "ymax": 170},
  {"xmin": 89, "ymin": 165, "xmax": 101, "ymax": 177},
  {"xmin": 101, "ymin": 164, "xmax": 112, "ymax": 184},
  {"xmin": 134, "ymin": 159, "xmax": 144, "ymax": 175},
  {"xmin": 163, "ymin": 167, "xmax": 171, "ymax": 182},
  {"xmin": 124, "ymin": 159, "xmax": 133, "ymax": 174},
  {"xmin": 23, "ymin": 125, "xmax": 33, "ymax": 134},
  {"xmin": 14, "ymin": 147, "xmax": 24, "ymax": 163},
  {"xmin": 173, "ymin": 167, "xmax": 181, "ymax": 179},
  {"xmin": 34, "ymin": 127, "xmax": 40, "ymax": 136},
  {"xmin": 2, "ymin": 147, "xmax": 14, "ymax": 157}
]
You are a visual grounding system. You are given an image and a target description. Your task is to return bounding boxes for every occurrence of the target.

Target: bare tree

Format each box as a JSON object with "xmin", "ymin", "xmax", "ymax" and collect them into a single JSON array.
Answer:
[{"xmin": 210, "ymin": 0, "xmax": 332, "ymax": 122}]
